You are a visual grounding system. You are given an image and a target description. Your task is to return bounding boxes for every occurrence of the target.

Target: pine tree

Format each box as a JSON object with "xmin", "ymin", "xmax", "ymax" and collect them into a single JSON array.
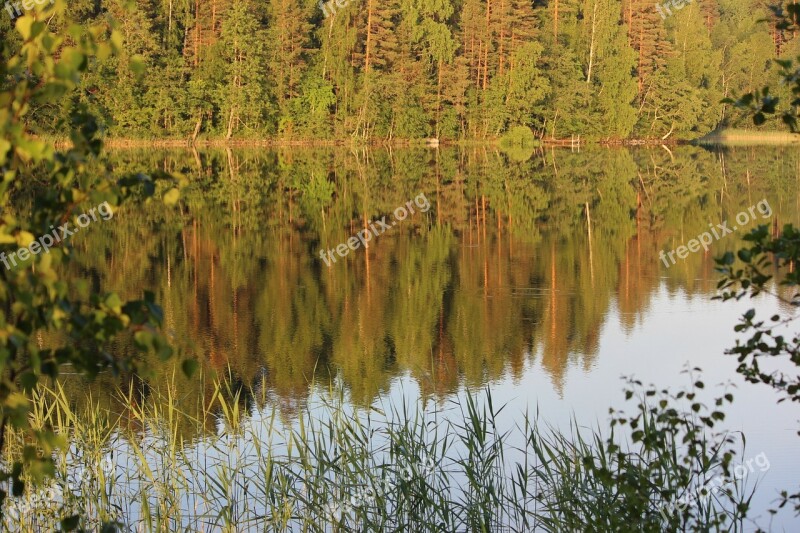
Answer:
[
  {"xmin": 185, "ymin": 0, "xmax": 231, "ymax": 67},
  {"xmin": 623, "ymin": 0, "xmax": 671, "ymax": 95},
  {"xmin": 406, "ymin": 0, "xmax": 457, "ymax": 137},
  {"xmin": 266, "ymin": 0, "xmax": 314, "ymax": 135},
  {"xmin": 214, "ymin": 0, "xmax": 270, "ymax": 137}
]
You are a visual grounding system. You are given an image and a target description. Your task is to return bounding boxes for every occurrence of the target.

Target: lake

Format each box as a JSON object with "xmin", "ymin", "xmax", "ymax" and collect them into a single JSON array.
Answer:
[{"xmin": 40, "ymin": 144, "xmax": 800, "ymax": 530}]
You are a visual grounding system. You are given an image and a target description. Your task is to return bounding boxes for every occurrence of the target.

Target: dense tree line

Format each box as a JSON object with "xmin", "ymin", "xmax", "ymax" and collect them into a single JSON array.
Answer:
[{"xmin": 1, "ymin": 0, "xmax": 798, "ymax": 141}]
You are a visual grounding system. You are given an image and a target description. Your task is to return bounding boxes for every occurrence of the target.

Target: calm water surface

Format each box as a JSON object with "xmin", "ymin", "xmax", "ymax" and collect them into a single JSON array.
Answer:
[{"xmin": 63, "ymin": 145, "xmax": 800, "ymax": 529}]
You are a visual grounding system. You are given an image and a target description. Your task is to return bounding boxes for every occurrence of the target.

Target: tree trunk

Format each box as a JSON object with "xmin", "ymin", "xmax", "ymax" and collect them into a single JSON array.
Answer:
[
  {"xmin": 483, "ymin": 0, "xmax": 490, "ymax": 91},
  {"xmin": 435, "ymin": 60, "xmax": 443, "ymax": 138},
  {"xmin": 191, "ymin": 113, "xmax": 203, "ymax": 143},
  {"xmin": 194, "ymin": 0, "xmax": 200, "ymax": 67},
  {"xmin": 226, "ymin": 107, "xmax": 236, "ymax": 140},
  {"xmin": 553, "ymin": 0, "xmax": 559, "ymax": 41},
  {"xmin": 586, "ymin": 0, "xmax": 599, "ymax": 83},
  {"xmin": 365, "ymin": 0, "xmax": 374, "ymax": 74}
]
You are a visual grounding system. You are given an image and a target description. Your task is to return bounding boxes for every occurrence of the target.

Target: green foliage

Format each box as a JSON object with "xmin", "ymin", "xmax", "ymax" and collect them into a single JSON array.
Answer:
[
  {"xmin": 4, "ymin": 0, "xmax": 789, "ymax": 141},
  {"xmin": 723, "ymin": 2, "xmax": 800, "ymax": 132},
  {"xmin": 0, "ymin": 7, "xmax": 184, "ymax": 522},
  {"xmin": 499, "ymin": 125, "xmax": 537, "ymax": 161},
  {"xmin": 500, "ymin": 125, "xmax": 536, "ymax": 147},
  {"xmin": 716, "ymin": 224, "xmax": 800, "ymax": 513},
  {"xmin": 715, "ymin": 224, "xmax": 800, "ymax": 403},
  {"xmin": 1, "ymin": 375, "xmax": 753, "ymax": 531},
  {"xmin": 531, "ymin": 374, "xmax": 747, "ymax": 531}
]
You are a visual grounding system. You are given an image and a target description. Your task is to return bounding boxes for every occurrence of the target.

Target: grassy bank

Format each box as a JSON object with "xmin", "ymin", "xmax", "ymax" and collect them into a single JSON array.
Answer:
[{"xmin": 693, "ymin": 129, "xmax": 800, "ymax": 146}]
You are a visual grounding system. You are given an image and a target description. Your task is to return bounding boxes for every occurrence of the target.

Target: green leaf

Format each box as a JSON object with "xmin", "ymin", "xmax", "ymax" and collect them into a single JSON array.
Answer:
[
  {"xmin": 130, "ymin": 54, "xmax": 146, "ymax": 80},
  {"xmin": 60, "ymin": 515, "xmax": 80, "ymax": 530},
  {"xmin": 0, "ymin": 140, "xmax": 9, "ymax": 166},
  {"xmin": 182, "ymin": 359, "xmax": 199, "ymax": 378},
  {"xmin": 104, "ymin": 293, "xmax": 123, "ymax": 314},
  {"xmin": 101, "ymin": 522, "xmax": 123, "ymax": 533},
  {"xmin": 163, "ymin": 188, "xmax": 180, "ymax": 206},
  {"xmin": 15, "ymin": 16, "xmax": 34, "ymax": 39},
  {"xmin": 20, "ymin": 372, "xmax": 37, "ymax": 392},
  {"xmin": 134, "ymin": 330, "xmax": 154, "ymax": 351}
]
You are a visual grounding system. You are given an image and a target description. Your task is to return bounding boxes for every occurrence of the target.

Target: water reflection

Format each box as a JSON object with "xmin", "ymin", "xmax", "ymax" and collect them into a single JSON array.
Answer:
[{"xmin": 60, "ymin": 145, "xmax": 799, "ymax": 434}]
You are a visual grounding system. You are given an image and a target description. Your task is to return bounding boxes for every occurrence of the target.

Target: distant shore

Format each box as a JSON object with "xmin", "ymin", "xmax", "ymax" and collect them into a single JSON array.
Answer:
[
  {"xmin": 44, "ymin": 130, "xmax": 799, "ymax": 149},
  {"xmin": 57, "ymin": 137, "xmax": 688, "ymax": 149}
]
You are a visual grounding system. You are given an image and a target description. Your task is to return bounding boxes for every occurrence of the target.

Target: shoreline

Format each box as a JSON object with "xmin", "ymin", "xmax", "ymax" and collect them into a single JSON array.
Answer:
[
  {"xmin": 52, "ymin": 137, "xmax": 690, "ymax": 149},
  {"xmin": 45, "ymin": 131, "xmax": 800, "ymax": 149}
]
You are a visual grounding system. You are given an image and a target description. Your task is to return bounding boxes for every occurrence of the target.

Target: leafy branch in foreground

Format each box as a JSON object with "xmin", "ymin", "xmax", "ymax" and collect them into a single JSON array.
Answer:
[
  {"xmin": 530, "ymin": 372, "xmax": 748, "ymax": 532},
  {"xmin": 715, "ymin": 224, "xmax": 800, "ymax": 404},
  {"xmin": 715, "ymin": 224, "xmax": 800, "ymax": 514},
  {"xmin": 716, "ymin": 5, "xmax": 800, "ymax": 512},
  {"xmin": 0, "ymin": 8, "xmax": 188, "ymax": 528}
]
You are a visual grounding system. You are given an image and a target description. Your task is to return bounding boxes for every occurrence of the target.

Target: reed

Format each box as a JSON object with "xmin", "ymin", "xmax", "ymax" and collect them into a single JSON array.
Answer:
[{"xmin": 1, "ymin": 372, "xmax": 755, "ymax": 532}]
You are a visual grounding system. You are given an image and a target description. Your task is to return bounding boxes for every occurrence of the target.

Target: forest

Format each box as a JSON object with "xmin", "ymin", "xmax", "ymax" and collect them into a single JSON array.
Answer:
[
  {"xmin": 1, "ymin": 0, "xmax": 796, "ymax": 141},
  {"xmin": 5, "ymin": 1, "xmax": 800, "ymax": 528}
]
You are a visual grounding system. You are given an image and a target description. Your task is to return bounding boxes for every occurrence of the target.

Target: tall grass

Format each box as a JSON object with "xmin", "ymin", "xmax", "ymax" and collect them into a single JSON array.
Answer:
[{"xmin": 1, "ymin": 372, "xmax": 756, "ymax": 532}]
